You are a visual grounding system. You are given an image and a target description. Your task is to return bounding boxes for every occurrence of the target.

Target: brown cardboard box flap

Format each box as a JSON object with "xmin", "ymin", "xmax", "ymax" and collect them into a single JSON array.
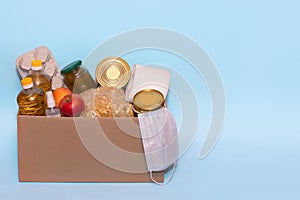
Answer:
[{"xmin": 17, "ymin": 115, "xmax": 164, "ymax": 182}]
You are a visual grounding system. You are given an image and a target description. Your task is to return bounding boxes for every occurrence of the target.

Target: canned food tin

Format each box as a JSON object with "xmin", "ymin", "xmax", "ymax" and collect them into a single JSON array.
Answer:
[
  {"xmin": 95, "ymin": 57, "xmax": 131, "ymax": 88},
  {"xmin": 133, "ymin": 89, "xmax": 165, "ymax": 113}
]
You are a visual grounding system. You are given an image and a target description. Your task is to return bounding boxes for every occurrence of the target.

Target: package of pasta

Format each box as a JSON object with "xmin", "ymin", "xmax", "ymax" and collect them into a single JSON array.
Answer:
[{"xmin": 79, "ymin": 87, "xmax": 133, "ymax": 117}]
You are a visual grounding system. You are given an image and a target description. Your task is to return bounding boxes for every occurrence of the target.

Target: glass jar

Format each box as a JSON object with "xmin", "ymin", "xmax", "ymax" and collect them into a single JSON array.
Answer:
[{"xmin": 61, "ymin": 60, "xmax": 97, "ymax": 94}]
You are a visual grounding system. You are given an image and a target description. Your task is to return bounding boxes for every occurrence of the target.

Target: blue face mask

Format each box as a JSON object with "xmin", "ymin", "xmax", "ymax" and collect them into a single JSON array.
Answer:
[{"xmin": 138, "ymin": 108, "xmax": 178, "ymax": 185}]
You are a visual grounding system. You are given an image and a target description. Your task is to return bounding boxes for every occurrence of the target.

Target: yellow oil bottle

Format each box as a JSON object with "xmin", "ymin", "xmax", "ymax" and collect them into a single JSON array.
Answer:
[
  {"xmin": 28, "ymin": 59, "xmax": 52, "ymax": 91},
  {"xmin": 17, "ymin": 77, "xmax": 47, "ymax": 116}
]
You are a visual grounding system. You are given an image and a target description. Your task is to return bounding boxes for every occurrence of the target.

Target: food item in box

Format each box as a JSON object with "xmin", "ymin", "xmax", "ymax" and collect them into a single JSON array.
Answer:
[
  {"xmin": 59, "ymin": 94, "xmax": 85, "ymax": 117},
  {"xmin": 95, "ymin": 57, "xmax": 131, "ymax": 88},
  {"xmin": 16, "ymin": 46, "xmax": 64, "ymax": 90},
  {"xmin": 94, "ymin": 87, "xmax": 114, "ymax": 117},
  {"xmin": 79, "ymin": 88, "xmax": 96, "ymax": 117},
  {"xmin": 133, "ymin": 89, "xmax": 165, "ymax": 113},
  {"xmin": 80, "ymin": 87, "xmax": 133, "ymax": 117},
  {"xmin": 28, "ymin": 60, "xmax": 52, "ymax": 92},
  {"xmin": 17, "ymin": 77, "xmax": 47, "ymax": 116},
  {"xmin": 53, "ymin": 87, "xmax": 72, "ymax": 107},
  {"xmin": 111, "ymin": 87, "xmax": 134, "ymax": 117},
  {"xmin": 125, "ymin": 64, "xmax": 170, "ymax": 102},
  {"xmin": 61, "ymin": 60, "xmax": 97, "ymax": 94}
]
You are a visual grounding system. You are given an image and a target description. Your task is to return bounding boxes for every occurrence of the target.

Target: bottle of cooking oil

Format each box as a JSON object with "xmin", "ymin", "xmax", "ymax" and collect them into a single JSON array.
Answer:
[
  {"xmin": 28, "ymin": 59, "xmax": 52, "ymax": 91},
  {"xmin": 17, "ymin": 77, "xmax": 47, "ymax": 116}
]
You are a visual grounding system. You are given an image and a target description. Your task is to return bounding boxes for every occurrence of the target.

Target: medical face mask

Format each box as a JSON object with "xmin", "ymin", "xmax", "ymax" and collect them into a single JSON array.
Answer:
[{"xmin": 138, "ymin": 108, "xmax": 178, "ymax": 185}]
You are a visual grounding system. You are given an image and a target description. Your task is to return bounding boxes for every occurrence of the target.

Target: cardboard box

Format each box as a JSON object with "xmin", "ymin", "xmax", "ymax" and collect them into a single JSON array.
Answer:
[{"xmin": 17, "ymin": 115, "xmax": 164, "ymax": 182}]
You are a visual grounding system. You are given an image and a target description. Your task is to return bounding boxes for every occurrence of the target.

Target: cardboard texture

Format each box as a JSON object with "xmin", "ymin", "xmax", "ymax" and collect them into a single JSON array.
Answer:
[{"xmin": 17, "ymin": 115, "xmax": 164, "ymax": 182}]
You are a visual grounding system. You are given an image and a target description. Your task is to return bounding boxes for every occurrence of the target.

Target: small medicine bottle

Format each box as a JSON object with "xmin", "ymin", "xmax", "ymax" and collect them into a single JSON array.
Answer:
[{"xmin": 46, "ymin": 91, "xmax": 61, "ymax": 117}]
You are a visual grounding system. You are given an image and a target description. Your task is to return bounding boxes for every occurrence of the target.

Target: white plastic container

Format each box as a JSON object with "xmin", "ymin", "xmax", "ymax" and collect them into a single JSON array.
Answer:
[
  {"xmin": 125, "ymin": 64, "xmax": 170, "ymax": 102},
  {"xmin": 46, "ymin": 91, "xmax": 61, "ymax": 117}
]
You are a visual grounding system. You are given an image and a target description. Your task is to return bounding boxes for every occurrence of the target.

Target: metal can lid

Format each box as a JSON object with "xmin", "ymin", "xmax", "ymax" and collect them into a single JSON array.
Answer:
[
  {"xmin": 95, "ymin": 57, "xmax": 130, "ymax": 88},
  {"xmin": 133, "ymin": 89, "xmax": 164, "ymax": 113}
]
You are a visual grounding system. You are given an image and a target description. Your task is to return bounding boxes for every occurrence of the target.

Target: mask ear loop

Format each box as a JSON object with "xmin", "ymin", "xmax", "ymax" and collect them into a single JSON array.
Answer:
[{"xmin": 150, "ymin": 161, "xmax": 177, "ymax": 186}]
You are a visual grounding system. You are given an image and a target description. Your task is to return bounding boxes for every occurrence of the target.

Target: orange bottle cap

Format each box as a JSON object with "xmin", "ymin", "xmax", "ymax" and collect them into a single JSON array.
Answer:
[
  {"xmin": 21, "ymin": 77, "xmax": 34, "ymax": 89},
  {"xmin": 31, "ymin": 59, "xmax": 43, "ymax": 67},
  {"xmin": 21, "ymin": 77, "xmax": 33, "ymax": 86}
]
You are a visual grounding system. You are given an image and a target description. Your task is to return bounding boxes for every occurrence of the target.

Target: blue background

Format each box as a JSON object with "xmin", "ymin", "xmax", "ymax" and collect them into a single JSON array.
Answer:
[{"xmin": 1, "ymin": 0, "xmax": 300, "ymax": 199}]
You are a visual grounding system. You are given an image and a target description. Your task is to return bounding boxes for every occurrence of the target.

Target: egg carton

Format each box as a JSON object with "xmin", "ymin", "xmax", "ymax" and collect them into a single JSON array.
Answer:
[{"xmin": 16, "ymin": 46, "xmax": 64, "ymax": 90}]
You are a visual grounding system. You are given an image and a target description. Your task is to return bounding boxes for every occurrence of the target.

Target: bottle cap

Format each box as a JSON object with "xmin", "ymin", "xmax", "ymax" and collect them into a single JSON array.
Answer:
[
  {"xmin": 95, "ymin": 57, "xmax": 131, "ymax": 88},
  {"xmin": 133, "ymin": 89, "xmax": 164, "ymax": 113},
  {"xmin": 61, "ymin": 60, "xmax": 82, "ymax": 74},
  {"xmin": 21, "ymin": 77, "xmax": 34, "ymax": 89},
  {"xmin": 46, "ymin": 91, "xmax": 56, "ymax": 108},
  {"xmin": 31, "ymin": 59, "xmax": 43, "ymax": 70}
]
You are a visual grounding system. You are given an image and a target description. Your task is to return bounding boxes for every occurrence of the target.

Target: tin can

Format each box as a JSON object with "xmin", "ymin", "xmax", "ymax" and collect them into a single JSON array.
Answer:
[
  {"xmin": 95, "ymin": 57, "xmax": 131, "ymax": 88},
  {"xmin": 133, "ymin": 89, "xmax": 165, "ymax": 114}
]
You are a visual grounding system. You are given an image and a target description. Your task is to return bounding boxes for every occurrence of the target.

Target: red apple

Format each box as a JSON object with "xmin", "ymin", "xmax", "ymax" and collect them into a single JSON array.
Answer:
[{"xmin": 59, "ymin": 94, "xmax": 85, "ymax": 117}]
